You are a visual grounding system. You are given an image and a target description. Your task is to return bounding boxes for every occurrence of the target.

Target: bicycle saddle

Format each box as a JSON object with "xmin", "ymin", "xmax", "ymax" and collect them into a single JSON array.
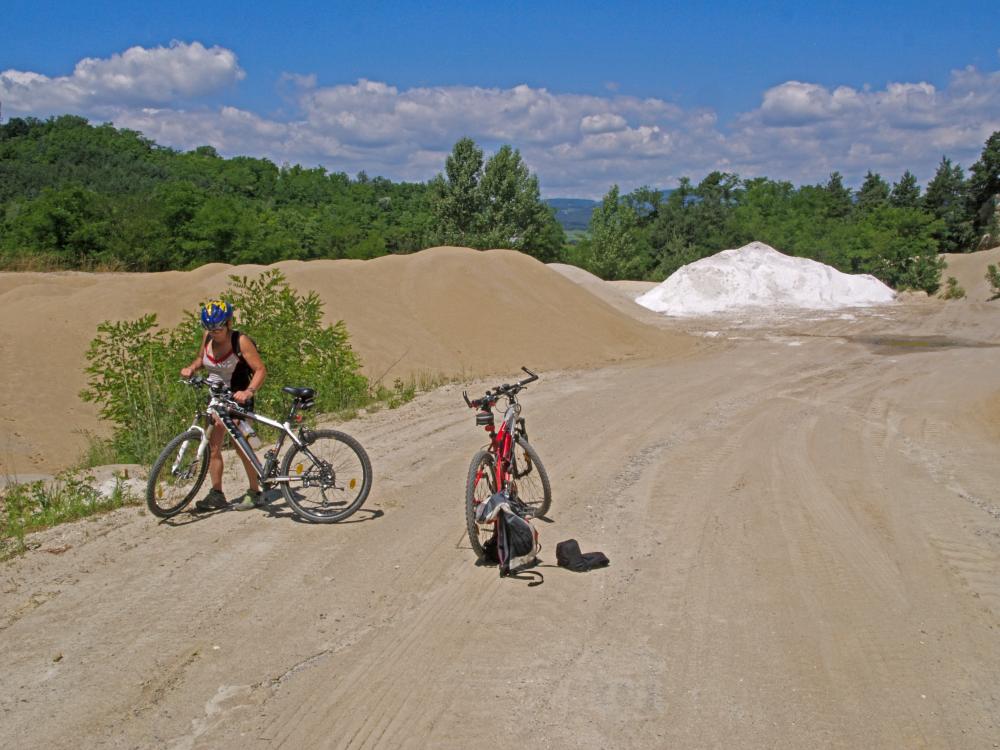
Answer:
[{"xmin": 282, "ymin": 386, "xmax": 315, "ymax": 400}]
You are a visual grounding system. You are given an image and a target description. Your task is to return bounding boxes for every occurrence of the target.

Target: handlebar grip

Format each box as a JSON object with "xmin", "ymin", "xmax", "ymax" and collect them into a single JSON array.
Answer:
[{"xmin": 518, "ymin": 367, "xmax": 538, "ymax": 385}]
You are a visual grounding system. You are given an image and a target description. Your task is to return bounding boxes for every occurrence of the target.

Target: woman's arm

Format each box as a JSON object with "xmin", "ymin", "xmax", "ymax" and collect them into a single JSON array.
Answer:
[
  {"xmin": 180, "ymin": 337, "xmax": 207, "ymax": 378},
  {"xmin": 233, "ymin": 334, "xmax": 267, "ymax": 404}
]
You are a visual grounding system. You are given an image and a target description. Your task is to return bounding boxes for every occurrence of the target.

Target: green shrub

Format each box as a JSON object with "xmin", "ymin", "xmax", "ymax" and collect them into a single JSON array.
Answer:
[
  {"xmin": 0, "ymin": 472, "xmax": 135, "ymax": 559},
  {"xmin": 81, "ymin": 270, "xmax": 372, "ymax": 464},
  {"xmin": 942, "ymin": 276, "xmax": 966, "ymax": 300},
  {"xmin": 986, "ymin": 264, "xmax": 1000, "ymax": 300}
]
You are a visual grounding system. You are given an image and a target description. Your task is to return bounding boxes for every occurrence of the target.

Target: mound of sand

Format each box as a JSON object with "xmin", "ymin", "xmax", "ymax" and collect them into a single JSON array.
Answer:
[
  {"xmin": 637, "ymin": 241, "xmax": 896, "ymax": 316},
  {"xmin": 548, "ymin": 263, "xmax": 662, "ymax": 323},
  {"xmin": 940, "ymin": 246, "xmax": 1000, "ymax": 302},
  {"xmin": 0, "ymin": 247, "xmax": 691, "ymax": 474}
]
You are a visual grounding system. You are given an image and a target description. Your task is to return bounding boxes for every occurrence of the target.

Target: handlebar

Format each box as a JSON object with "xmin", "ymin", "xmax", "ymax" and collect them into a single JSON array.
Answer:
[
  {"xmin": 180, "ymin": 376, "xmax": 244, "ymax": 413},
  {"xmin": 462, "ymin": 367, "xmax": 539, "ymax": 409}
]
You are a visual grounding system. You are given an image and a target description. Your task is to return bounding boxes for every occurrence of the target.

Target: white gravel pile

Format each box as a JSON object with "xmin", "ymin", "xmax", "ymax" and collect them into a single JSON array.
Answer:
[{"xmin": 636, "ymin": 241, "xmax": 896, "ymax": 316}]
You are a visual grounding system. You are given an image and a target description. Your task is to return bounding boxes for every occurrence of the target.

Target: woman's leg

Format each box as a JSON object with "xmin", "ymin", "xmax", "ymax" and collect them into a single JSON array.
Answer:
[
  {"xmin": 208, "ymin": 416, "xmax": 225, "ymax": 490},
  {"xmin": 236, "ymin": 445, "xmax": 260, "ymax": 492}
]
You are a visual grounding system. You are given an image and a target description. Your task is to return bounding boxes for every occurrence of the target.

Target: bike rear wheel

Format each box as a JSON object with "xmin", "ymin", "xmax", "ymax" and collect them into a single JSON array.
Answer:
[
  {"xmin": 511, "ymin": 436, "xmax": 551, "ymax": 518},
  {"xmin": 146, "ymin": 429, "xmax": 209, "ymax": 518},
  {"xmin": 465, "ymin": 450, "xmax": 497, "ymax": 559},
  {"xmin": 280, "ymin": 430, "xmax": 372, "ymax": 523}
]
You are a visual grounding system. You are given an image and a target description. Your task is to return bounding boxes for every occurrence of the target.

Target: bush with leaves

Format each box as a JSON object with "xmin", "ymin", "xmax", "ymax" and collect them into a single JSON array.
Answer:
[
  {"xmin": 941, "ymin": 277, "xmax": 966, "ymax": 300},
  {"xmin": 81, "ymin": 270, "xmax": 369, "ymax": 464},
  {"xmin": 986, "ymin": 264, "xmax": 1000, "ymax": 300}
]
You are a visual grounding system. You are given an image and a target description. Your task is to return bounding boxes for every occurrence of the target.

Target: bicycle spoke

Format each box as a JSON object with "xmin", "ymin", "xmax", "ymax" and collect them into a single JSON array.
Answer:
[{"xmin": 281, "ymin": 430, "xmax": 372, "ymax": 522}]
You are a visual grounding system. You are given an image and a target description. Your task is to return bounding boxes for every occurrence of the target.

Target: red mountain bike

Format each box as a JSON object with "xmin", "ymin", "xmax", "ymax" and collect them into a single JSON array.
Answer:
[{"xmin": 463, "ymin": 367, "xmax": 552, "ymax": 558}]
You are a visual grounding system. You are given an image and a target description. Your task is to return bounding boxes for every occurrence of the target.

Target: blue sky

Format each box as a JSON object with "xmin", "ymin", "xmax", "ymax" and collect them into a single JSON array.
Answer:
[{"xmin": 3, "ymin": 0, "xmax": 999, "ymax": 197}]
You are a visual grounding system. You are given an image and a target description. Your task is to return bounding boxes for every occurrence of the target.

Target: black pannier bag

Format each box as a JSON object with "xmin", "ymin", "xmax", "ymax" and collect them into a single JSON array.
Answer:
[{"xmin": 476, "ymin": 490, "xmax": 539, "ymax": 576}]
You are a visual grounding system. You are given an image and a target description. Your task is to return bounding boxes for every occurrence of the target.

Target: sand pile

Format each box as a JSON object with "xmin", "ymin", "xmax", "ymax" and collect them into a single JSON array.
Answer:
[
  {"xmin": 548, "ymin": 263, "xmax": 661, "ymax": 323},
  {"xmin": 0, "ymin": 247, "xmax": 691, "ymax": 474},
  {"xmin": 636, "ymin": 241, "xmax": 896, "ymax": 316},
  {"xmin": 939, "ymin": 246, "xmax": 1000, "ymax": 302}
]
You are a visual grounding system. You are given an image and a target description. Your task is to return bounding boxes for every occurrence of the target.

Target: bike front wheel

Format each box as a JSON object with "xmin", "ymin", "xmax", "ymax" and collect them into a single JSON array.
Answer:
[
  {"xmin": 280, "ymin": 430, "xmax": 372, "ymax": 523},
  {"xmin": 465, "ymin": 450, "xmax": 497, "ymax": 559},
  {"xmin": 510, "ymin": 436, "xmax": 551, "ymax": 518},
  {"xmin": 146, "ymin": 429, "xmax": 209, "ymax": 518}
]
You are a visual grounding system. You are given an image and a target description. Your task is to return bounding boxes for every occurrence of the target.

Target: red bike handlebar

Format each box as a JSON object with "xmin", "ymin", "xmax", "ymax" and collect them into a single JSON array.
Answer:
[{"xmin": 463, "ymin": 367, "xmax": 538, "ymax": 409}]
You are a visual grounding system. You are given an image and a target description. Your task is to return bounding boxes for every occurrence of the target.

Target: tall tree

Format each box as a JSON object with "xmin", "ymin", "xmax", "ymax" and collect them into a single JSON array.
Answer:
[
  {"xmin": 856, "ymin": 171, "xmax": 890, "ymax": 213},
  {"xmin": 477, "ymin": 145, "xmax": 563, "ymax": 261},
  {"xmin": 428, "ymin": 137, "xmax": 484, "ymax": 246},
  {"xmin": 586, "ymin": 185, "xmax": 648, "ymax": 280},
  {"xmin": 967, "ymin": 130, "xmax": 1000, "ymax": 248},
  {"xmin": 923, "ymin": 157, "xmax": 973, "ymax": 253},
  {"xmin": 822, "ymin": 172, "xmax": 853, "ymax": 219},
  {"xmin": 889, "ymin": 170, "xmax": 921, "ymax": 208}
]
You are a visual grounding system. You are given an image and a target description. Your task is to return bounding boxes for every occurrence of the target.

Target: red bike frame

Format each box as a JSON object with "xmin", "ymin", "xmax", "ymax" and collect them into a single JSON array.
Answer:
[{"xmin": 464, "ymin": 368, "xmax": 537, "ymax": 497}]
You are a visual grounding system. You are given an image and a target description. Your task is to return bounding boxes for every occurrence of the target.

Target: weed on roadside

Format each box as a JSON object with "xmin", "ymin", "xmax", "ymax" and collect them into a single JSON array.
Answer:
[
  {"xmin": 942, "ymin": 276, "xmax": 966, "ymax": 300},
  {"xmin": 1, "ymin": 473, "xmax": 137, "ymax": 560}
]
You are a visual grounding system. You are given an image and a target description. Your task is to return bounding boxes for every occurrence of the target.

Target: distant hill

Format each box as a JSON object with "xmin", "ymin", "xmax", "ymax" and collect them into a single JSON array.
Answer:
[
  {"xmin": 545, "ymin": 198, "xmax": 598, "ymax": 231},
  {"xmin": 546, "ymin": 190, "xmax": 676, "ymax": 232}
]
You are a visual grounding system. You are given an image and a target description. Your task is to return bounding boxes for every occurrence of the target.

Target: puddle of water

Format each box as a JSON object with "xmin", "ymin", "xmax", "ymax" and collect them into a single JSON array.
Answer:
[{"xmin": 850, "ymin": 335, "xmax": 999, "ymax": 353}]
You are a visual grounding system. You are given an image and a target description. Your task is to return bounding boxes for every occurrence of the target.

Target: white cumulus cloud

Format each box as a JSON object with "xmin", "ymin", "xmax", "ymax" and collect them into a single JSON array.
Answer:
[{"xmin": 0, "ymin": 41, "xmax": 244, "ymax": 112}]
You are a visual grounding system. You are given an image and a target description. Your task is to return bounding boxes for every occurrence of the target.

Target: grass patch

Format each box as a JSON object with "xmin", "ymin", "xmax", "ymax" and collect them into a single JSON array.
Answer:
[
  {"xmin": 366, "ymin": 371, "xmax": 459, "ymax": 413},
  {"xmin": 1, "ymin": 472, "xmax": 137, "ymax": 560},
  {"xmin": 942, "ymin": 276, "xmax": 966, "ymax": 300},
  {"xmin": 987, "ymin": 264, "xmax": 1000, "ymax": 301}
]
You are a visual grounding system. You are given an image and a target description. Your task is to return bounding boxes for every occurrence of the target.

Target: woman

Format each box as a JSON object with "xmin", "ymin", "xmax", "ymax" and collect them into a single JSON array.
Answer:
[{"xmin": 180, "ymin": 299, "xmax": 268, "ymax": 512}]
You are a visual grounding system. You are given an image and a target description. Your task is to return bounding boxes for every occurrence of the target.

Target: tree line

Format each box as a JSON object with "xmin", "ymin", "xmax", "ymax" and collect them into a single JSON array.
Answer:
[
  {"xmin": 1, "ymin": 115, "xmax": 998, "ymax": 292},
  {"xmin": 570, "ymin": 133, "xmax": 1000, "ymax": 292}
]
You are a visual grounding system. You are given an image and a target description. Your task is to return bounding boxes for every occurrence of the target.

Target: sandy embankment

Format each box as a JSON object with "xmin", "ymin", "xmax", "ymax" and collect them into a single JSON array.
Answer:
[
  {"xmin": 940, "ymin": 246, "xmax": 1000, "ymax": 301},
  {"xmin": 0, "ymin": 247, "xmax": 692, "ymax": 475}
]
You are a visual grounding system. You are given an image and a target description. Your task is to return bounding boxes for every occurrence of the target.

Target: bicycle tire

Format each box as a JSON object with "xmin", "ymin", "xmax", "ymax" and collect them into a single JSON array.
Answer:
[
  {"xmin": 280, "ymin": 429, "xmax": 372, "ymax": 523},
  {"xmin": 511, "ymin": 436, "xmax": 551, "ymax": 518},
  {"xmin": 146, "ymin": 429, "xmax": 209, "ymax": 518},
  {"xmin": 465, "ymin": 450, "xmax": 496, "ymax": 559}
]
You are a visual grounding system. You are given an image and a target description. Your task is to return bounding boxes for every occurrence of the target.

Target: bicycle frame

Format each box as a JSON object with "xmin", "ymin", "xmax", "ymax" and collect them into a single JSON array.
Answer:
[
  {"xmin": 464, "ymin": 367, "xmax": 538, "ymax": 496},
  {"xmin": 480, "ymin": 398, "xmax": 525, "ymax": 492},
  {"xmin": 176, "ymin": 382, "xmax": 325, "ymax": 487}
]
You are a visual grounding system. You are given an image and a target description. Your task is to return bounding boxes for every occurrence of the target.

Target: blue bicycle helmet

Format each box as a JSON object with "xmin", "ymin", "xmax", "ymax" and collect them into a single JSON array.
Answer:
[{"xmin": 200, "ymin": 299, "xmax": 234, "ymax": 329}]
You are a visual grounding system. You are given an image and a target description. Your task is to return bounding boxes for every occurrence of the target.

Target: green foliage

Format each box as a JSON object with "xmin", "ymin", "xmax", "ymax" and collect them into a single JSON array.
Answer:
[
  {"xmin": 941, "ymin": 277, "xmax": 966, "ymax": 300},
  {"xmin": 429, "ymin": 137, "xmax": 484, "ymax": 247},
  {"xmin": 985, "ymin": 264, "xmax": 1000, "ymax": 300},
  {"xmin": 890, "ymin": 171, "xmax": 921, "ymax": 208},
  {"xmin": 848, "ymin": 206, "xmax": 944, "ymax": 292},
  {"xmin": 80, "ymin": 271, "xmax": 369, "ymax": 463},
  {"xmin": 226, "ymin": 270, "xmax": 369, "ymax": 416},
  {"xmin": 923, "ymin": 157, "xmax": 974, "ymax": 253},
  {"xmin": 6, "ymin": 115, "xmax": 999, "ymax": 291},
  {"xmin": 856, "ymin": 171, "xmax": 890, "ymax": 213},
  {"xmin": 1, "ymin": 472, "xmax": 136, "ymax": 560},
  {"xmin": 572, "ymin": 171, "xmax": 946, "ymax": 292},
  {"xmin": 580, "ymin": 185, "xmax": 650, "ymax": 280},
  {"xmin": 79, "ymin": 314, "xmax": 187, "ymax": 462},
  {"xmin": 822, "ymin": 172, "xmax": 854, "ymax": 219},
  {"xmin": 968, "ymin": 131, "xmax": 1000, "ymax": 248},
  {"xmin": 428, "ymin": 138, "xmax": 564, "ymax": 260},
  {"xmin": 1, "ymin": 116, "xmax": 431, "ymax": 270}
]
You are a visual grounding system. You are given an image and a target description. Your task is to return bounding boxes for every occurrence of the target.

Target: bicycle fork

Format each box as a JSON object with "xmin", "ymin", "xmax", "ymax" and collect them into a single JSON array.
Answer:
[{"xmin": 171, "ymin": 424, "xmax": 210, "ymax": 475}]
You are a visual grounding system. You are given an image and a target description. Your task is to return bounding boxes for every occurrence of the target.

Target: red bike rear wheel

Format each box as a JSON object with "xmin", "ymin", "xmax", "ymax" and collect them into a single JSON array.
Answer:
[{"xmin": 465, "ymin": 450, "xmax": 496, "ymax": 558}]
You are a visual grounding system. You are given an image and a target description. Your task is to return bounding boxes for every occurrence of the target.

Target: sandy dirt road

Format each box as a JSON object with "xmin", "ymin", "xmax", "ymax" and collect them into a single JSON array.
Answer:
[{"xmin": 3, "ymin": 300, "xmax": 1000, "ymax": 748}]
